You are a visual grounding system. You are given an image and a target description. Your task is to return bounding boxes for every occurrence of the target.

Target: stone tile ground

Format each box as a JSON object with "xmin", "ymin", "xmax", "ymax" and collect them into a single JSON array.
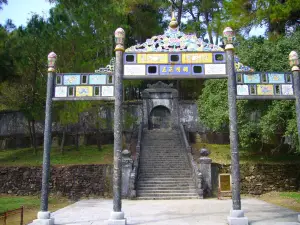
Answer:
[{"xmin": 30, "ymin": 198, "xmax": 300, "ymax": 225}]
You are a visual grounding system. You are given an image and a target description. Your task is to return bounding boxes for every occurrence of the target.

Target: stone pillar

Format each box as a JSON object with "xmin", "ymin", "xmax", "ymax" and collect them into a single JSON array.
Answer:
[
  {"xmin": 199, "ymin": 148, "xmax": 212, "ymax": 197},
  {"xmin": 289, "ymin": 51, "xmax": 300, "ymax": 223},
  {"xmin": 121, "ymin": 150, "xmax": 133, "ymax": 197},
  {"xmin": 107, "ymin": 28, "xmax": 127, "ymax": 225},
  {"xmin": 34, "ymin": 52, "xmax": 56, "ymax": 225},
  {"xmin": 223, "ymin": 27, "xmax": 248, "ymax": 225}
]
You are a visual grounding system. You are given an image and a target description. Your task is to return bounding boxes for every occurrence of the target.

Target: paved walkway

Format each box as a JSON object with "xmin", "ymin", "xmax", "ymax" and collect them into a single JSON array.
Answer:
[{"xmin": 30, "ymin": 198, "xmax": 300, "ymax": 225}]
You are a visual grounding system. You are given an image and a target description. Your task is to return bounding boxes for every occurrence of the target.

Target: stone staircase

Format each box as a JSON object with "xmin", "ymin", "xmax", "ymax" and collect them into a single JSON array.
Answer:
[{"xmin": 136, "ymin": 129, "xmax": 199, "ymax": 200}]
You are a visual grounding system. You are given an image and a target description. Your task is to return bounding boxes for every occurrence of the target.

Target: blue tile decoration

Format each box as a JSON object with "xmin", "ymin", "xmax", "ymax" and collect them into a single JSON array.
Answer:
[
  {"xmin": 89, "ymin": 74, "xmax": 107, "ymax": 85},
  {"xmin": 160, "ymin": 64, "xmax": 191, "ymax": 75},
  {"xmin": 63, "ymin": 74, "xmax": 81, "ymax": 85},
  {"xmin": 243, "ymin": 74, "xmax": 260, "ymax": 83},
  {"xmin": 268, "ymin": 73, "xmax": 285, "ymax": 83}
]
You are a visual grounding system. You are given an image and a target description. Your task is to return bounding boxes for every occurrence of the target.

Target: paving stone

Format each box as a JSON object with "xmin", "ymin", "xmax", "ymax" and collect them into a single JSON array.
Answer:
[{"xmin": 28, "ymin": 198, "xmax": 300, "ymax": 225}]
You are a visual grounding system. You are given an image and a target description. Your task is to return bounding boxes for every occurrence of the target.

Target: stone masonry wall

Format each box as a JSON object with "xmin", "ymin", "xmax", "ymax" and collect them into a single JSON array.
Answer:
[
  {"xmin": 211, "ymin": 163, "xmax": 300, "ymax": 196},
  {"xmin": 1, "ymin": 163, "xmax": 300, "ymax": 198},
  {"xmin": 0, "ymin": 165, "xmax": 113, "ymax": 198}
]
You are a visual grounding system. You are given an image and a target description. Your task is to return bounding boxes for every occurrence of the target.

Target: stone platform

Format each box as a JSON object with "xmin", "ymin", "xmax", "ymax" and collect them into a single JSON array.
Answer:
[{"xmin": 29, "ymin": 198, "xmax": 300, "ymax": 225}]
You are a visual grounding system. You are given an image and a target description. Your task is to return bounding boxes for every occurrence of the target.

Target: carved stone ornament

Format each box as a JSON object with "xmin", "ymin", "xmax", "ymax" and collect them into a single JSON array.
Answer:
[
  {"xmin": 147, "ymin": 81, "xmax": 174, "ymax": 89},
  {"xmin": 95, "ymin": 57, "xmax": 115, "ymax": 74}
]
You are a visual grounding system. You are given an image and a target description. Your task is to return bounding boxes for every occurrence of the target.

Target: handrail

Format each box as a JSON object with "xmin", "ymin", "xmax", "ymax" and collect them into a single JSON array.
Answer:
[
  {"xmin": 179, "ymin": 123, "xmax": 203, "ymax": 198},
  {"xmin": 0, "ymin": 206, "xmax": 24, "ymax": 225},
  {"xmin": 128, "ymin": 122, "xmax": 143, "ymax": 198}
]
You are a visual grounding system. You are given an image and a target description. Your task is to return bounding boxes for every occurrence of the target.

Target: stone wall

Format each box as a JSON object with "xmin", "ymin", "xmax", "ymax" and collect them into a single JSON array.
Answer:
[
  {"xmin": 1, "ymin": 163, "xmax": 299, "ymax": 198},
  {"xmin": 0, "ymin": 165, "xmax": 113, "ymax": 198},
  {"xmin": 211, "ymin": 163, "xmax": 300, "ymax": 196}
]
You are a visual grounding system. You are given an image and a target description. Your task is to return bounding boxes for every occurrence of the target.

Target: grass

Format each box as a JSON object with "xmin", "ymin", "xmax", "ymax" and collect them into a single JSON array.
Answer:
[
  {"xmin": 0, "ymin": 195, "xmax": 72, "ymax": 225},
  {"xmin": 192, "ymin": 143, "xmax": 300, "ymax": 164},
  {"xmin": 257, "ymin": 192, "xmax": 300, "ymax": 212},
  {"xmin": 0, "ymin": 145, "xmax": 113, "ymax": 166}
]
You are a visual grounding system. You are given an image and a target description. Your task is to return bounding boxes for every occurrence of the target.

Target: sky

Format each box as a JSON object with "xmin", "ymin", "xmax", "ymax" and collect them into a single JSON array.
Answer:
[
  {"xmin": 0, "ymin": 0, "xmax": 266, "ymax": 37},
  {"xmin": 0, "ymin": 0, "xmax": 53, "ymax": 27}
]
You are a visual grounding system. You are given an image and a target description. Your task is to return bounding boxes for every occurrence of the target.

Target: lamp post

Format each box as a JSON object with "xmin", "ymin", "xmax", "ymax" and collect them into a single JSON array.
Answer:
[
  {"xmin": 35, "ymin": 52, "xmax": 56, "ymax": 225},
  {"xmin": 289, "ymin": 51, "xmax": 300, "ymax": 149},
  {"xmin": 107, "ymin": 28, "xmax": 127, "ymax": 225},
  {"xmin": 289, "ymin": 51, "xmax": 300, "ymax": 223},
  {"xmin": 223, "ymin": 27, "xmax": 248, "ymax": 225}
]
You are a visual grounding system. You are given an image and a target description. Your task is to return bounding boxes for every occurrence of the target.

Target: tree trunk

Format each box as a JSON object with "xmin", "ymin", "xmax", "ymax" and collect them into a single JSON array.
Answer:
[
  {"xmin": 75, "ymin": 129, "xmax": 79, "ymax": 151},
  {"xmin": 204, "ymin": 12, "xmax": 214, "ymax": 44},
  {"xmin": 96, "ymin": 130, "xmax": 102, "ymax": 151},
  {"xmin": 60, "ymin": 128, "xmax": 66, "ymax": 154},
  {"xmin": 27, "ymin": 119, "xmax": 33, "ymax": 150},
  {"xmin": 177, "ymin": 0, "xmax": 184, "ymax": 27},
  {"xmin": 31, "ymin": 120, "xmax": 37, "ymax": 155}
]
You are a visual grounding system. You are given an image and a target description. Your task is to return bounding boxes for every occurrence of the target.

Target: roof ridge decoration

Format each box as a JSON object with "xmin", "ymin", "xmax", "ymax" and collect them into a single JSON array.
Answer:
[
  {"xmin": 125, "ymin": 16, "xmax": 224, "ymax": 53},
  {"xmin": 235, "ymin": 56, "xmax": 254, "ymax": 72}
]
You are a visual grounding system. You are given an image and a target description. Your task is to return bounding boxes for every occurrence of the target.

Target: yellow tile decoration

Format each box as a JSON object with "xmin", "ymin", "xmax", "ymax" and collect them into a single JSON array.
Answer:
[
  {"xmin": 76, "ymin": 86, "xmax": 93, "ymax": 97},
  {"xmin": 257, "ymin": 85, "xmax": 274, "ymax": 95},
  {"xmin": 137, "ymin": 54, "xmax": 168, "ymax": 64},
  {"xmin": 182, "ymin": 53, "xmax": 212, "ymax": 64}
]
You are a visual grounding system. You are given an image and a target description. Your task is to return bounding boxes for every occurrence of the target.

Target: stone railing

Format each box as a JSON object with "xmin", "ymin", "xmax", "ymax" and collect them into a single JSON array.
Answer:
[
  {"xmin": 128, "ymin": 122, "xmax": 143, "ymax": 198},
  {"xmin": 179, "ymin": 123, "xmax": 203, "ymax": 198}
]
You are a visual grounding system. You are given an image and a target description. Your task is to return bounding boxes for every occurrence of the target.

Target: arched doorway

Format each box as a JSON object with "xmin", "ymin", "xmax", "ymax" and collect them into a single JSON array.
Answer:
[{"xmin": 148, "ymin": 106, "xmax": 171, "ymax": 130}]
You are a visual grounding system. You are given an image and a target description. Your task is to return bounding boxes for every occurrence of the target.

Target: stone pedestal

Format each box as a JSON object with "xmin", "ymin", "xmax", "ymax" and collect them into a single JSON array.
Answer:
[
  {"xmin": 32, "ymin": 211, "xmax": 54, "ymax": 225},
  {"xmin": 227, "ymin": 210, "xmax": 248, "ymax": 225},
  {"xmin": 121, "ymin": 150, "xmax": 133, "ymax": 197},
  {"xmin": 107, "ymin": 211, "xmax": 127, "ymax": 225},
  {"xmin": 199, "ymin": 156, "xmax": 212, "ymax": 197},
  {"xmin": 298, "ymin": 214, "xmax": 300, "ymax": 222}
]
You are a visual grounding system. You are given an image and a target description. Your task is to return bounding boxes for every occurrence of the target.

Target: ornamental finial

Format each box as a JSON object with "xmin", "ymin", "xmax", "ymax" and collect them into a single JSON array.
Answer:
[
  {"xmin": 48, "ymin": 52, "xmax": 57, "ymax": 72},
  {"xmin": 169, "ymin": 11, "xmax": 178, "ymax": 29},
  {"xmin": 115, "ymin": 27, "xmax": 125, "ymax": 51},
  {"xmin": 289, "ymin": 51, "xmax": 299, "ymax": 71},
  {"xmin": 223, "ymin": 27, "xmax": 235, "ymax": 50}
]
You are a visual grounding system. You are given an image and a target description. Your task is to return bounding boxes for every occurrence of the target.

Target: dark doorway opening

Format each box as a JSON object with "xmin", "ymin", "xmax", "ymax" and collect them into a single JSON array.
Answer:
[{"xmin": 148, "ymin": 106, "xmax": 171, "ymax": 130}]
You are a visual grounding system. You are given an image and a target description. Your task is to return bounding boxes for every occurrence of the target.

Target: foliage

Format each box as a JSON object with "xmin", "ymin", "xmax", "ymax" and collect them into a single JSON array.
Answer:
[
  {"xmin": 223, "ymin": 0, "xmax": 300, "ymax": 37},
  {"xmin": 198, "ymin": 31, "xmax": 300, "ymax": 153}
]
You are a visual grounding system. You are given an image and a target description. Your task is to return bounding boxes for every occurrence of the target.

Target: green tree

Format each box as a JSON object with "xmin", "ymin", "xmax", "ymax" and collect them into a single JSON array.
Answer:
[
  {"xmin": 53, "ymin": 101, "xmax": 92, "ymax": 153},
  {"xmin": 223, "ymin": 0, "xmax": 300, "ymax": 37},
  {"xmin": 198, "ymin": 30, "xmax": 300, "ymax": 153},
  {"xmin": 0, "ymin": 15, "xmax": 50, "ymax": 154}
]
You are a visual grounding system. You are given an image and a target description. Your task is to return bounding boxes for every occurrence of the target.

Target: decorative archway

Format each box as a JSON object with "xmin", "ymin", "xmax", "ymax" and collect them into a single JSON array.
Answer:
[{"xmin": 148, "ymin": 105, "xmax": 171, "ymax": 130}]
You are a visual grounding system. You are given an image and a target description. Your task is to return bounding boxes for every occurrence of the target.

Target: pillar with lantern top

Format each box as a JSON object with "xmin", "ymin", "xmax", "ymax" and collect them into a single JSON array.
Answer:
[
  {"xmin": 107, "ymin": 27, "xmax": 127, "ymax": 225},
  {"xmin": 223, "ymin": 27, "xmax": 249, "ymax": 225},
  {"xmin": 33, "ymin": 52, "xmax": 56, "ymax": 225}
]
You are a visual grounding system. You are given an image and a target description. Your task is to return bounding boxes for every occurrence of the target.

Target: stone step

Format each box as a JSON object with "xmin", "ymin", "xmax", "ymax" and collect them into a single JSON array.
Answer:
[
  {"xmin": 136, "ymin": 193, "xmax": 199, "ymax": 197},
  {"xmin": 139, "ymin": 171, "xmax": 192, "ymax": 174},
  {"xmin": 139, "ymin": 163, "xmax": 189, "ymax": 166},
  {"xmin": 138, "ymin": 178, "xmax": 194, "ymax": 182},
  {"xmin": 137, "ymin": 189, "xmax": 197, "ymax": 194},
  {"xmin": 139, "ymin": 166, "xmax": 190, "ymax": 169},
  {"xmin": 137, "ymin": 183, "xmax": 194, "ymax": 188},
  {"xmin": 136, "ymin": 196, "xmax": 199, "ymax": 200},
  {"xmin": 137, "ymin": 187, "xmax": 197, "ymax": 191}
]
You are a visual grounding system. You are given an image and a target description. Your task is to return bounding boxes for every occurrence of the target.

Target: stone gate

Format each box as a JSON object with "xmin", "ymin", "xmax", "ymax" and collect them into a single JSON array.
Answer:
[{"xmin": 141, "ymin": 81, "xmax": 179, "ymax": 129}]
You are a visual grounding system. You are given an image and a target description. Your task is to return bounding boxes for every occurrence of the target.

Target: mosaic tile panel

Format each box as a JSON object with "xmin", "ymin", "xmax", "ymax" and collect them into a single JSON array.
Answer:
[
  {"xmin": 268, "ymin": 73, "xmax": 285, "ymax": 83},
  {"xmin": 237, "ymin": 85, "xmax": 249, "ymax": 95},
  {"xmin": 76, "ymin": 86, "xmax": 93, "ymax": 97},
  {"xmin": 63, "ymin": 75, "xmax": 81, "ymax": 85},
  {"xmin": 257, "ymin": 85, "xmax": 274, "ymax": 95}
]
